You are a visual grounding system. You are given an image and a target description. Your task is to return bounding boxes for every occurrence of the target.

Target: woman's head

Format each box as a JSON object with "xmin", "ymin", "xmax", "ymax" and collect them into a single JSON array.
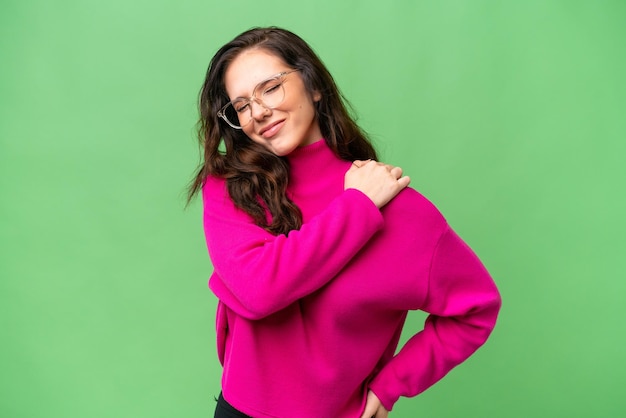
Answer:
[
  {"xmin": 189, "ymin": 27, "xmax": 376, "ymax": 234},
  {"xmin": 198, "ymin": 26, "xmax": 374, "ymax": 162},
  {"xmin": 222, "ymin": 48, "xmax": 322, "ymax": 156}
]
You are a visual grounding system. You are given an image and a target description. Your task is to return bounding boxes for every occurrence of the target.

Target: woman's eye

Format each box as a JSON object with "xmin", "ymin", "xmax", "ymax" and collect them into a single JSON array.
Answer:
[
  {"xmin": 234, "ymin": 102, "xmax": 249, "ymax": 113},
  {"xmin": 264, "ymin": 83, "xmax": 281, "ymax": 95}
]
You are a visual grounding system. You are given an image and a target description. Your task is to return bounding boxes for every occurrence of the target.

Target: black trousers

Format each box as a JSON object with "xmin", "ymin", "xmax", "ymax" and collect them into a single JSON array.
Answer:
[{"xmin": 214, "ymin": 393, "xmax": 252, "ymax": 418}]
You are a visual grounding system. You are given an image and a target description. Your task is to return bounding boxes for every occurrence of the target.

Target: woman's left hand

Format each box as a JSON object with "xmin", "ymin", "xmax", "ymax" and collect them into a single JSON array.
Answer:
[{"xmin": 360, "ymin": 390, "xmax": 389, "ymax": 418}]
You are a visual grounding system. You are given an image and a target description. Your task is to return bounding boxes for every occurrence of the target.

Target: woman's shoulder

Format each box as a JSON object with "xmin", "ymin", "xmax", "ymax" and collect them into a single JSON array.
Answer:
[
  {"xmin": 202, "ymin": 174, "xmax": 227, "ymax": 192},
  {"xmin": 384, "ymin": 186, "xmax": 448, "ymax": 230},
  {"xmin": 201, "ymin": 175, "xmax": 230, "ymax": 204}
]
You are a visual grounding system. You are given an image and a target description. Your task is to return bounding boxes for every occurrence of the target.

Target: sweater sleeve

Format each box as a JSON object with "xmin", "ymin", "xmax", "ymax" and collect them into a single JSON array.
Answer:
[
  {"xmin": 369, "ymin": 226, "xmax": 501, "ymax": 411},
  {"xmin": 203, "ymin": 177, "xmax": 385, "ymax": 320}
]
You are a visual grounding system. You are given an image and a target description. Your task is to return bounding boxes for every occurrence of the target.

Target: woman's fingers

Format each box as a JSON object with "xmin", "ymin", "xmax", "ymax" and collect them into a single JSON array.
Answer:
[
  {"xmin": 359, "ymin": 391, "xmax": 378, "ymax": 418},
  {"xmin": 351, "ymin": 159, "xmax": 372, "ymax": 169},
  {"xmin": 359, "ymin": 390, "xmax": 389, "ymax": 418},
  {"xmin": 345, "ymin": 160, "xmax": 410, "ymax": 209},
  {"xmin": 390, "ymin": 165, "xmax": 403, "ymax": 179}
]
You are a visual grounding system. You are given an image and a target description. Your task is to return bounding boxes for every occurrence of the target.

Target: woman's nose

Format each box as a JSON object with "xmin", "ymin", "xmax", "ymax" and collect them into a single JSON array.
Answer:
[{"xmin": 250, "ymin": 99, "xmax": 270, "ymax": 120}]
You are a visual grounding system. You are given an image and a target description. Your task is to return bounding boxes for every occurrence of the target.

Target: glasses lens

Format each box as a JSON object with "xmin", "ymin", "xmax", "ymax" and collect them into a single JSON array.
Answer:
[
  {"xmin": 260, "ymin": 79, "xmax": 286, "ymax": 108},
  {"xmin": 220, "ymin": 75, "xmax": 288, "ymax": 129},
  {"xmin": 221, "ymin": 102, "xmax": 244, "ymax": 128}
]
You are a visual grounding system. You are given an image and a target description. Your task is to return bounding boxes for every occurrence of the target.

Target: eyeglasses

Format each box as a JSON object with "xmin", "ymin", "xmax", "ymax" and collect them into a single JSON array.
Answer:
[{"xmin": 218, "ymin": 69, "xmax": 299, "ymax": 129}]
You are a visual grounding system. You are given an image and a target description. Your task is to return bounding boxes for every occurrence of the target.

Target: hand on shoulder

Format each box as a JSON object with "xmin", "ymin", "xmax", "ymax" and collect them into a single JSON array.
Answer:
[{"xmin": 345, "ymin": 160, "xmax": 411, "ymax": 209}]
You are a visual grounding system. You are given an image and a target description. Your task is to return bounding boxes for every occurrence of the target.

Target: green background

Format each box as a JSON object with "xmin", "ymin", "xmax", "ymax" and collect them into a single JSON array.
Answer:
[{"xmin": 1, "ymin": 0, "xmax": 624, "ymax": 417}]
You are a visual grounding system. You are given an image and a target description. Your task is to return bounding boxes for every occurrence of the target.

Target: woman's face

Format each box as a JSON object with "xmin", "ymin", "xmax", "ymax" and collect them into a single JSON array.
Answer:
[{"xmin": 223, "ymin": 48, "xmax": 322, "ymax": 156}]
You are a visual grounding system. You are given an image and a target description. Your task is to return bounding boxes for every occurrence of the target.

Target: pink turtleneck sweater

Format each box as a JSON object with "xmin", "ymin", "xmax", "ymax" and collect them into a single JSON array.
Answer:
[{"xmin": 202, "ymin": 139, "xmax": 501, "ymax": 418}]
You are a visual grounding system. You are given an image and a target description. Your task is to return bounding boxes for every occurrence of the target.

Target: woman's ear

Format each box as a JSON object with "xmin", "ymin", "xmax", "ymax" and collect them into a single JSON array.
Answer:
[{"xmin": 313, "ymin": 90, "xmax": 321, "ymax": 102}]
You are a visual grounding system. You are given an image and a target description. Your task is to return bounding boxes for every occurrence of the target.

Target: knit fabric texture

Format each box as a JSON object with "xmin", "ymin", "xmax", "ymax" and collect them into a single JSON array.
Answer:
[{"xmin": 202, "ymin": 139, "xmax": 501, "ymax": 418}]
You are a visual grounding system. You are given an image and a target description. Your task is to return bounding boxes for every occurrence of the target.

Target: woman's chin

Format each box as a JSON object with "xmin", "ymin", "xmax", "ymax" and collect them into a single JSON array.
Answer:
[{"xmin": 268, "ymin": 142, "xmax": 297, "ymax": 157}]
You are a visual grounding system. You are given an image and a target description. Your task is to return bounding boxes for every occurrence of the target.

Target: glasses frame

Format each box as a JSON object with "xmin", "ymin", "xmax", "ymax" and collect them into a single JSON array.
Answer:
[{"xmin": 217, "ymin": 69, "xmax": 300, "ymax": 129}]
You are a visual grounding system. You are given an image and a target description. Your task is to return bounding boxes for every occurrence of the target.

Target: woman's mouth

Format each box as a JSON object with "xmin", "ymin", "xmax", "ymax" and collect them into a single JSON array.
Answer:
[{"xmin": 260, "ymin": 120, "xmax": 285, "ymax": 139}]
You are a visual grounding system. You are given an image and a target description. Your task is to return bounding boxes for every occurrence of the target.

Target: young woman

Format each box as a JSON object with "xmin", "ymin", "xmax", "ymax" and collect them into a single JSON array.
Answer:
[{"xmin": 188, "ymin": 27, "xmax": 501, "ymax": 418}]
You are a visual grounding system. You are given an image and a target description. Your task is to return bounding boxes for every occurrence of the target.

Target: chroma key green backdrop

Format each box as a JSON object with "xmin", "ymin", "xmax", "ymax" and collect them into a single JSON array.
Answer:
[{"xmin": 1, "ymin": 1, "xmax": 624, "ymax": 417}]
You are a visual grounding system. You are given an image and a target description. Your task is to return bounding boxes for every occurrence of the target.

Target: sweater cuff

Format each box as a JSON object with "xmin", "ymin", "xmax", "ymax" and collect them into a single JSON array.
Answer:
[
  {"xmin": 343, "ymin": 188, "xmax": 384, "ymax": 222},
  {"xmin": 369, "ymin": 371, "xmax": 400, "ymax": 412}
]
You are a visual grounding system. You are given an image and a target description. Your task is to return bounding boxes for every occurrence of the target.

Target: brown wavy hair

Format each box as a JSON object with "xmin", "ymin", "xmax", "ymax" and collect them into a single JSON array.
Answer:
[{"xmin": 188, "ymin": 27, "xmax": 377, "ymax": 235}]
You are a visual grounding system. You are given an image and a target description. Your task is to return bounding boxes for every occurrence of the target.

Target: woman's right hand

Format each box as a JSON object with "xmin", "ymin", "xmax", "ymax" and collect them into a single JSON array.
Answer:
[{"xmin": 345, "ymin": 160, "xmax": 411, "ymax": 209}]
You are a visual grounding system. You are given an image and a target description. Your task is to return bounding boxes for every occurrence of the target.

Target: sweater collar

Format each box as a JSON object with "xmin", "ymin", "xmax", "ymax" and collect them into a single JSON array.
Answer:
[{"xmin": 286, "ymin": 139, "xmax": 346, "ymax": 185}]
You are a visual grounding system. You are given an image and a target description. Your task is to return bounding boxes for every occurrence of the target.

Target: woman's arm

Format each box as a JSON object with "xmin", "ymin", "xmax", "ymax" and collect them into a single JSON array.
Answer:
[
  {"xmin": 205, "ymin": 182, "xmax": 382, "ymax": 320},
  {"xmin": 204, "ymin": 161, "xmax": 410, "ymax": 320},
  {"xmin": 368, "ymin": 226, "xmax": 502, "ymax": 411}
]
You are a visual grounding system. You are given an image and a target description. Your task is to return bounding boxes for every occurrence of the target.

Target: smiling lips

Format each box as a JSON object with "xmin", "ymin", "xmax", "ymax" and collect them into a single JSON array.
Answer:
[{"xmin": 260, "ymin": 120, "xmax": 285, "ymax": 139}]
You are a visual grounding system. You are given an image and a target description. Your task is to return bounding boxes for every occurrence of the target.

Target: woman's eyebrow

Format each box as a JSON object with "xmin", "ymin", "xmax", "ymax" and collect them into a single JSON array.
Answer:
[{"xmin": 232, "ymin": 73, "xmax": 284, "ymax": 100}]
